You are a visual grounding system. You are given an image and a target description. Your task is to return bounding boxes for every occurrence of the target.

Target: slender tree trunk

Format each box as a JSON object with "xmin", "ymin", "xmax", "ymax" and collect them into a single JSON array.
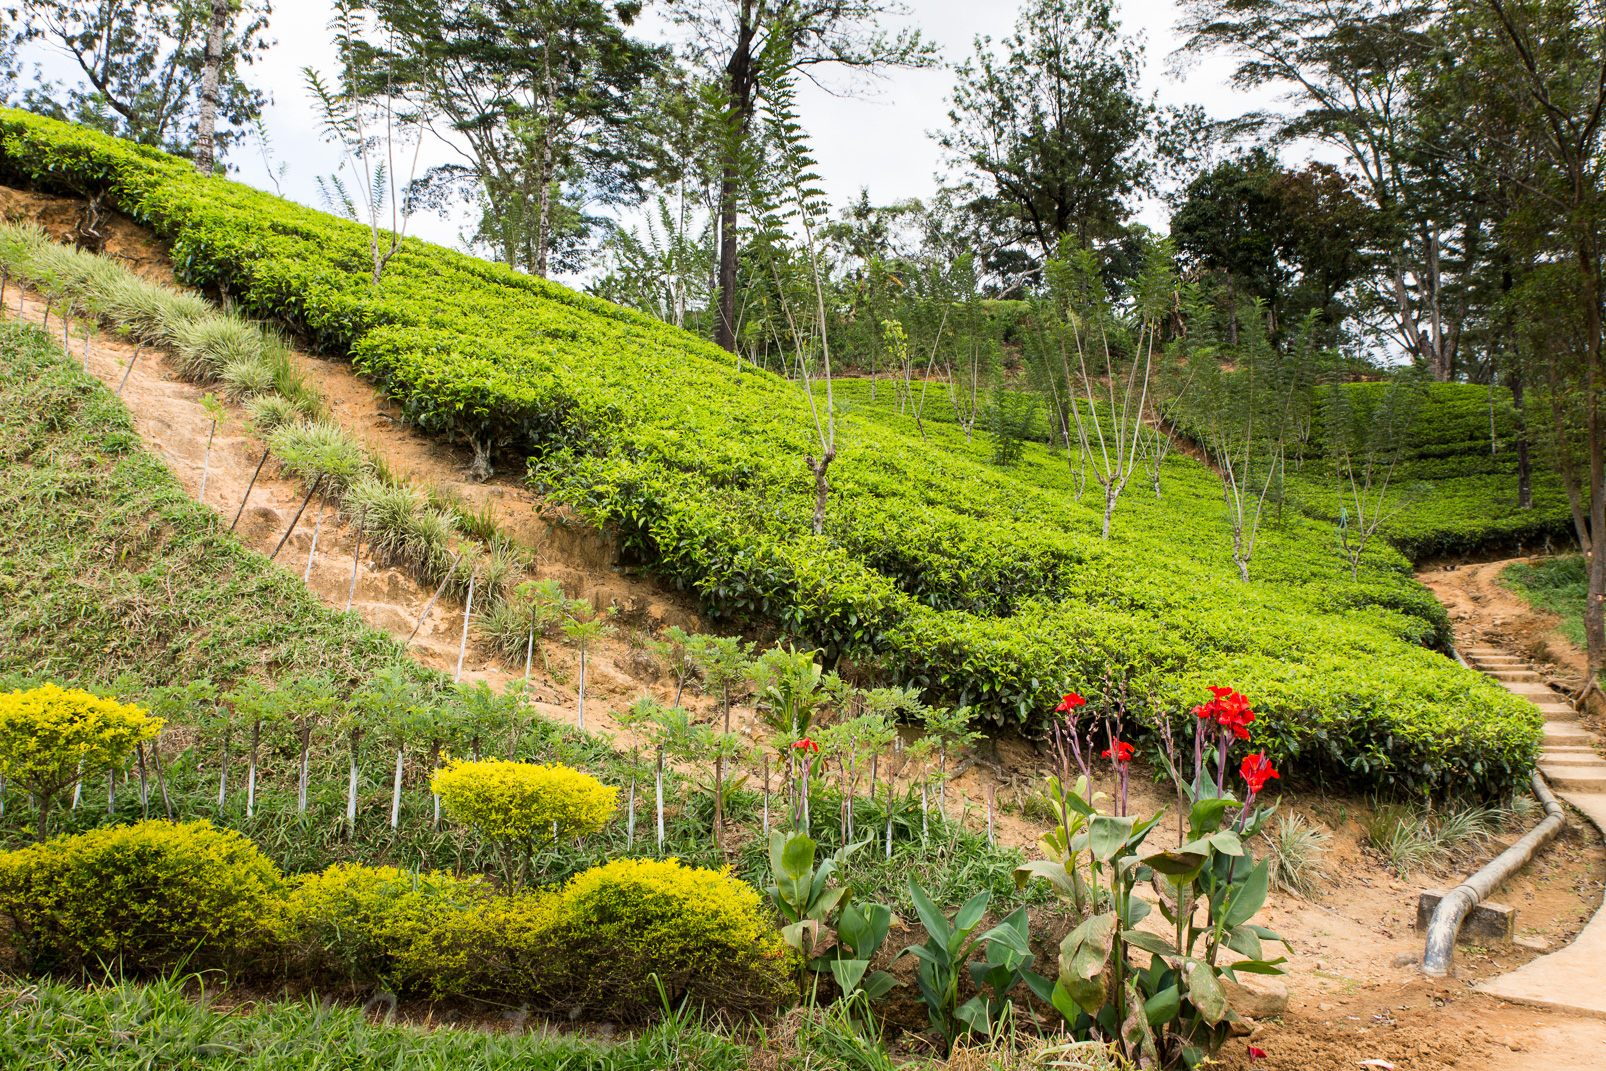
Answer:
[
  {"xmin": 247, "ymin": 718, "xmax": 259, "ymax": 818},
  {"xmin": 1512, "ymin": 368, "xmax": 1532, "ymax": 510},
  {"xmin": 390, "ymin": 746, "xmax": 405, "ymax": 828},
  {"xmin": 714, "ymin": 11, "xmax": 756, "ymax": 353},
  {"xmin": 298, "ymin": 726, "xmax": 311, "ymax": 814},
  {"xmin": 346, "ymin": 731, "xmax": 362, "ymax": 832},
  {"xmin": 193, "ymin": 0, "xmax": 229, "ymax": 174}
]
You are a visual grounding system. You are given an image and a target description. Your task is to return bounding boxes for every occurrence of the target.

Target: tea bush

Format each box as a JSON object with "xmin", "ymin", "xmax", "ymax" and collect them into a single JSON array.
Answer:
[
  {"xmin": 0, "ymin": 819, "xmax": 282, "ymax": 975},
  {"xmin": 0, "ymin": 111, "xmax": 1544, "ymax": 795}
]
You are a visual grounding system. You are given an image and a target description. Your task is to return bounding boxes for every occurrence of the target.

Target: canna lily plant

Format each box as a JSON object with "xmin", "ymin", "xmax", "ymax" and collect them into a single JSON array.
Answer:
[{"xmin": 1016, "ymin": 688, "xmax": 1290, "ymax": 1069}]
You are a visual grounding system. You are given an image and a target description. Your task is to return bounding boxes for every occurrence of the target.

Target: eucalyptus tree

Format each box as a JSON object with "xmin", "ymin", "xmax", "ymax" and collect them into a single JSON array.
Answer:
[
  {"xmin": 661, "ymin": 0, "xmax": 936, "ymax": 353},
  {"xmin": 10, "ymin": 0, "xmax": 271, "ymax": 160}
]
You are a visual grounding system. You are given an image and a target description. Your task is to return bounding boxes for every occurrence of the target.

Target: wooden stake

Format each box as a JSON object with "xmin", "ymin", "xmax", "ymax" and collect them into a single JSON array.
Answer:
[
  {"xmin": 523, "ymin": 606, "xmax": 537, "ymax": 682},
  {"xmin": 151, "ymin": 737, "xmax": 173, "ymax": 821},
  {"xmin": 270, "ymin": 476, "xmax": 323, "ymax": 560},
  {"xmin": 230, "ymin": 449, "xmax": 271, "ymax": 531},
  {"xmin": 198, "ymin": 419, "xmax": 217, "ymax": 504},
  {"xmin": 986, "ymin": 783, "xmax": 996, "ymax": 846},
  {"xmin": 115, "ymin": 344, "xmax": 143, "ymax": 397},
  {"xmin": 454, "ymin": 567, "xmax": 477, "ymax": 683},
  {"xmin": 406, "ymin": 552, "xmax": 464, "ymax": 645},
  {"xmin": 346, "ymin": 505, "xmax": 366, "ymax": 612},
  {"xmin": 135, "ymin": 743, "xmax": 149, "ymax": 818},
  {"xmin": 762, "ymin": 755, "xmax": 770, "ymax": 837}
]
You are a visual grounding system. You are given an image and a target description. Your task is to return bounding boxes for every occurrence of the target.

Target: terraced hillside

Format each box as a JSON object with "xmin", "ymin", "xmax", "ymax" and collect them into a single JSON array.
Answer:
[{"xmin": 0, "ymin": 109, "xmax": 1540, "ymax": 795}]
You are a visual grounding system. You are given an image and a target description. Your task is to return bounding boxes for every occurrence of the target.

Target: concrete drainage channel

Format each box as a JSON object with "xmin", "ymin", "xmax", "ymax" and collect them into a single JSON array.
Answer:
[{"xmin": 1417, "ymin": 643, "xmax": 1606, "ymax": 1017}]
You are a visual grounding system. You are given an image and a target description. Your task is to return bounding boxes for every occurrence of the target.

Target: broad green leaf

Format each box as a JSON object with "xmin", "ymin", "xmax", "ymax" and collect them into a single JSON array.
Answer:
[
  {"xmin": 1142, "ymin": 849, "xmax": 1208, "ymax": 878},
  {"xmin": 1144, "ymin": 984, "xmax": 1181, "ymax": 1027},
  {"xmin": 1224, "ymin": 957, "xmax": 1288, "ymax": 976},
  {"xmin": 860, "ymin": 970, "xmax": 901, "ymax": 1000},
  {"xmin": 953, "ymin": 889, "xmax": 990, "ymax": 939},
  {"xmin": 1050, "ymin": 980, "xmax": 1082, "ymax": 1023},
  {"xmin": 1121, "ymin": 929, "xmax": 1179, "ymax": 959},
  {"xmin": 907, "ymin": 878, "xmax": 951, "ymax": 944},
  {"xmin": 1088, "ymin": 815, "xmax": 1136, "ymax": 862},
  {"xmin": 1224, "ymin": 859, "xmax": 1270, "ymax": 929},
  {"xmin": 829, "ymin": 958, "xmax": 868, "ymax": 996},
  {"xmin": 1226, "ymin": 925, "xmax": 1262, "ymax": 961},
  {"xmin": 1189, "ymin": 798, "xmax": 1231, "ymax": 833},
  {"xmin": 1188, "ymin": 961, "xmax": 1228, "ymax": 1024}
]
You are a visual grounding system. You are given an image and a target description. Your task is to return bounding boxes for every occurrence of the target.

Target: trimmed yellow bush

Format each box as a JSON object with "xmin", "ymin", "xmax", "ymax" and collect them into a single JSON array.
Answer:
[
  {"xmin": 280, "ymin": 863, "xmax": 498, "ymax": 994},
  {"xmin": 0, "ymin": 684, "xmax": 162, "ymax": 839},
  {"xmin": 432, "ymin": 760, "xmax": 617, "ymax": 885},
  {"xmin": 0, "ymin": 820, "xmax": 281, "ymax": 975},
  {"xmin": 531, "ymin": 858, "xmax": 793, "ymax": 1019}
]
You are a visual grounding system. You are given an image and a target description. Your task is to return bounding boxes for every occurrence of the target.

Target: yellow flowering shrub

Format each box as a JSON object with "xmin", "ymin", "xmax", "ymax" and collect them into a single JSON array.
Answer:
[
  {"xmin": 280, "ymin": 863, "xmax": 499, "ymax": 994},
  {"xmin": 0, "ymin": 684, "xmax": 162, "ymax": 839},
  {"xmin": 529, "ymin": 858, "xmax": 794, "ymax": 1019},
  {"xmin": 0, "ymin": 820, "xmax": 282, "ymax": 975},
  {"xmin": 432, "ymin": 760, "xmax": 617, "ymax": 885}
]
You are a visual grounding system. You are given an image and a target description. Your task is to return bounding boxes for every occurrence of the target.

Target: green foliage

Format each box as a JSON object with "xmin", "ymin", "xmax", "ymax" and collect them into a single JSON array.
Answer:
[
  {"xmin": 0, "ymin": 819, "xmax": 282, "ymax": 975},
  {"xmin": 0, "ymin": 684, "xmax": 162, "ymax": 839},
  {"xmin": 279, "ymin": 862, "xmax": 495, "ymax": 993},
  {"xmin": 0, "ymin": 113, "xmax": 1545, "ymax": 796},
  {"xmin": 1505, "ymin": 555, "xmax": 1590, "ymax": 650},
  {"xmin": 432, "ymin": 759, "xmax": 617, "ymax": 886},
  {"xmin": 896, "ymin": 880, "xmax": 1040, "ymax": 1055},
  {"xmin": 537, "ymin": 857, "xmax": 794, "ymax": 1020},
  {"xmin": 0, "ymin": 976, "xmax": 754, "ymax": 1070}
]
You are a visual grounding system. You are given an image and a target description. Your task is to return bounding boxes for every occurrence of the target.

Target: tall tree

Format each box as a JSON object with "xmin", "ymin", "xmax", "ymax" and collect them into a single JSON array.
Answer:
[
  {"xmin": 192, "ymin": 0, "xmax": 230, "ymax": 173},
  {"xmin": 1176, "ymin": 0, "xmax": 1486, "ymax": 382},
  {"xmin": 11, "ymin": 0, "xmax": 271, "ymax": 161},
  {"xmin": 663, "ymin": 0, "xmax": 935, "ymax": 353},
  {"xmin": 365, "ymin": 0, "xmax": 659, "ymax": 277},
  {"xmin": 941, "ymin": 0, "xmax": 1156, "ymax": 262},
  {"xmin": 1425, "ymin": 0, "xmax": 1606, "ymax": 697}
]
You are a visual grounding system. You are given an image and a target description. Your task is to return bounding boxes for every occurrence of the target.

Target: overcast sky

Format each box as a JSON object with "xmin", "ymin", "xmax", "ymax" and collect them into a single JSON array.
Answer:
[{"xmin": 19, "ymin": 0, "xmax": 1304, "ymax": 280}]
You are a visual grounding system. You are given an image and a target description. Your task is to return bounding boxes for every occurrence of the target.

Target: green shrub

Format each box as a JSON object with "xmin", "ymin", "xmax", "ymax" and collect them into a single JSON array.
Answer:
[
  {"xmin": 0, "ymin": 683, "xmax": 161, "ymax": 840},
  {"xmin": 530, "ymin": 857, "xmax": 793, "ymax": 1019},
  {"xmin": 0, "ymin": 819, "xmax": 282, "ymax": 975},
  {"xmin": 279, "ymin": 862, "xmax": 495, "ymax": 993},
  {"xmin": 433, "ymin": 759, "xmax": 616, "ymax": 886}
]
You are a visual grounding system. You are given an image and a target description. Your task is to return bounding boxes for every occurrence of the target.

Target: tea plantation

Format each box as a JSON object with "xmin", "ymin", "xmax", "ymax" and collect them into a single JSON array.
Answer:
[{"xmin": 0, "ymin": 109, "xmax": 1542, "ymax": 797}]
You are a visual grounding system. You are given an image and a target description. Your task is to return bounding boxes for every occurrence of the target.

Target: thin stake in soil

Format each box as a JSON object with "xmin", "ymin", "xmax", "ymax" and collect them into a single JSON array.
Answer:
[
  {"xmin": 108, "ymin": 769, "xmax": 115, "ymax": 817},
  {"xmin": 230, "ymin": 449, "xmax": 271, "ymax": 531},
  {"xmin": 762, "ymin": 755, "xmax": 770, "ymax": 837},
  {"xmin": 304, "ymin": 484, "xmax": 331, "ymax": 582},
  {"xmin": 454, "ymin": 567, "xmax": 478, "ymax": 683},
  {"xmin": 523, "ymin": 606, "xmax": 537, "ymax": 682},
  {"xmin": 115, "ymin": 343, "xmax": 143, "ymax": 396},
  {"xmin": 986, "ymin": 783, "xmax": 996, "ymax": 846},
  {"xmin": 407, "ymin": 553, "xmax": 464, "ymax": 645},
  {"xmin": 346, "ymin": 505, "xmax": 367, "ymax": 612},
  {"xmin": 198, "ymin": 419, "xmax": 217, "ymax": 504},
  {"xmin": 270, "ymin": 475, "xmax": 323, "ymax": 561},
  {"xmin": 150, "ymin": 736, "xmax": 173, "ymax": 821},
  {"xmin": 656, "ymin": 749, "xmax": 665, "ymax": 851},
  {"xmin": 135, "ymin": 743, "xmax": 149, "ymax": 818}
]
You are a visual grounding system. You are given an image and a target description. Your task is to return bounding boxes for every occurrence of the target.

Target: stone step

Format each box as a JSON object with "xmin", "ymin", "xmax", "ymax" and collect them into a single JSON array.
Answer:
[
  {"xmin": 1539, "ymin": 765, "xmax": 1606, "ymax": 791},
  {"xmin": 1544, "ymin": 746, "xmax": 1600, "ymax": 756},
  {"xmin": 1535, "ymin": 703, "xmax": 1579, "ymax": 719},
  {"xmin": 1486, "ymin": 669, "xmax": 1542, "ymax": 682},
  {"xmin": 1538, "ymin": 751, "xmax": 1606, "ymax": 767},
  {"xmin": 1545, "ymin": 723, "xmax": 1596, "ymax": 747},
  {"xmin": 1506, "ymin": 681, "xmax": 1566, "ymax": 701},
  {"xmin": 1464, "ymin": 646, "xmax": 1506, "ymax": 655},
  {"xmin": 1473, "ymin": 655, "xmax": 1523, "ymax": 665}
]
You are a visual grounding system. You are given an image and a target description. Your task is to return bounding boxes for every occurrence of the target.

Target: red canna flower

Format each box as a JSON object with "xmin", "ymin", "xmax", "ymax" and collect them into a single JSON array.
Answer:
[
  {"xmin": 1240, "ymin": 752, "xmax": 1279, "ymax": 793},
  {"xmin": 1194, "ymin": 687, "xmax": 1256, "ymax": 740},
  {"xmin": 1056, "ymin": 692, "xmax": 1086, "ymax": 713},
  {"xmin": 793, "ymin": 738, "xmax": 819, "ymax": 754},
  {"xmin": 1248, "ymin": 1045, "xmax": 1268, "ymax": 1060},
  {"xmin": 1101, "ymin": 741, "xmax": 1135, "ymax": 764}
]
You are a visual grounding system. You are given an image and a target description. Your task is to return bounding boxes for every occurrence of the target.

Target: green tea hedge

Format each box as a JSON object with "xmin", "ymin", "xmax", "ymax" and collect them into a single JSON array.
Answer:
[{"xmin": 0, "ymin": 110, "xmax": 1542, "ymax": 795}]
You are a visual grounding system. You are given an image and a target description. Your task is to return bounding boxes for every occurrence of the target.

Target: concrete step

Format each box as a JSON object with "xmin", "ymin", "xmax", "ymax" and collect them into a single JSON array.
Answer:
[
  {"xmin": 1535, "ymin": 702, "xmax": 1579, "ymax": 719},
  {"xmin": 1506, "ymin": 682, "xmax": 1566, "ymax": 701},
  {"xmin": 1545, "ymin": 722, "xmax": 1596, "ymax": 747},
  {"xmin": 1539, "ymin": 765, "xmax": 1606, "ymax": 791},
  {"xmin": 1464, "ymin": 646, "xmax": 1506, "ymax": 655},
  {"xmin": 1538, "ymin": 751, "xmax": 1606, "ymax": 767},
  {"xmin": 1473, "ymin": 656, "xmax": 1524, "ymax": 666},
  {"xmin": 1486, "ymin": 669, "xmax": 1542, "ymax": 682}
]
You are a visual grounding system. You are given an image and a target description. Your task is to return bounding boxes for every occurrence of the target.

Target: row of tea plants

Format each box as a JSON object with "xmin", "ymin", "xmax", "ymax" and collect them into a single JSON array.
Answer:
[{"xmin": 0, "ymin": 109, "xmax": 1544, "ymax": 798}]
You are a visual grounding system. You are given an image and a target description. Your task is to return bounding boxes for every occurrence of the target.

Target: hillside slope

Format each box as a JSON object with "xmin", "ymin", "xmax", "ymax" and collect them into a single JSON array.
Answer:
[{"xmin": 0, "ymin": 109, "xmax": 1540, "ymax": 795}]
